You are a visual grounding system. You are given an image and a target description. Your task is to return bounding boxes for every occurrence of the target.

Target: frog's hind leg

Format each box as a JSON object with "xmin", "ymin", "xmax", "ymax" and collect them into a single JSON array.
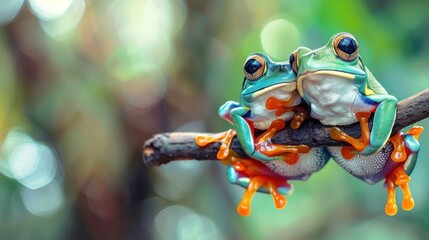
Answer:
[
  {"xmin": 385, "ymin": 177, "xmax": 398, "ymax": 216},
  {"xmin": 236, "ymin": 176, "xmax": 265, "ymax": 217},
  {"xmin": 330, "ymin": 112, "xmax": 371, "ymax": 159},
  {"xmin": 228, "ymin": 159, "xmax": 291, "ymax": 216},
  {"xmin": 384, "ymin": 126, "xmax": 423, "ymax": 216},
  {"xmin": 384, "ymin": 166, "xmax": 414, "ymax": 216},
  {"xmin": 255, "ymin": 119, "xmax": 309, "ymax": 164},
  {"xmin": 195, "ymin": 129, "xmax": 236, "ymax": 160},
  {"xmin": 266, "ymin": 181, "xmax": 287, "ymax": 210}
]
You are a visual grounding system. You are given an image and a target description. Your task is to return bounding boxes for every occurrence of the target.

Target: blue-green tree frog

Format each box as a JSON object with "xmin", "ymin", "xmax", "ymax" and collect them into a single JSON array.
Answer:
[
  {"xmin": 196, "ymin": 53, "xmax": 309, "ymax": 162},
  {"xmin": 289, "ymin": 32, "xmax": 398, "ymax": 157},
  {"xmin": 195, "ymin": 53, "xmax": 331, "ymax": 216}
]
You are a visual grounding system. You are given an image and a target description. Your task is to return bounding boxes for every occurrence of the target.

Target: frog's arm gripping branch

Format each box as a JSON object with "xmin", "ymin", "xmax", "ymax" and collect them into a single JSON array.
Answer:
[{"xmin": 143, "ymin": 89, "xmax": 429, "ymax": 167}]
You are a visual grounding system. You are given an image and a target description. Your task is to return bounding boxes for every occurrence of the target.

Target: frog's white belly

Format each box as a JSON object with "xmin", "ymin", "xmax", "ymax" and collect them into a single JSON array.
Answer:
[
  {"xmin": 248, "ymin": 89, "xmax": 301, "ymax": 130},
  {"xmin": 301, "ymin": 74, "xmax": 376, "ymax": 126}
]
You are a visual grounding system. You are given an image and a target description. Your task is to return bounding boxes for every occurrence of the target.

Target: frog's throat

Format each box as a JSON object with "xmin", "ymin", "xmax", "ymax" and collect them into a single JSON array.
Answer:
[
  {"xmin": 251, "ymin": 82, "xmax": 296, "ymax": 99},
  {"xmin": 297, "ymin": 70, "xmax": 355, "ymax": 97}
]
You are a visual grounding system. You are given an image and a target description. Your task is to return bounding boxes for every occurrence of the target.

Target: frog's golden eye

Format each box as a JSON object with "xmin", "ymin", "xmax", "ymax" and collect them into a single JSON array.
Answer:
[
  {"xmin": 334, "ymin": 33, "xmax": 359, "ymax": 61},
  {"xmin": 243, "ymin": 55, "xmax": 266, "ymax": 80},
  {"xmin": 290, "ymin": 50, "xmax": 298, "ymax": 73}
]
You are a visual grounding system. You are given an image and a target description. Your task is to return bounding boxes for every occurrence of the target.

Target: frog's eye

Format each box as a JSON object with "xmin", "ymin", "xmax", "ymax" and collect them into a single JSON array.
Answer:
[
  {"xmin": 243, "ymin": 55, "xmax": 266, "ymax": 80},
  {"xmin": 290, "ymin": 50, "xmax": 298, "ymax": 73},
  {"xmin": 334, "ymin": 33, "xmax": 359, "ymax": 61}
]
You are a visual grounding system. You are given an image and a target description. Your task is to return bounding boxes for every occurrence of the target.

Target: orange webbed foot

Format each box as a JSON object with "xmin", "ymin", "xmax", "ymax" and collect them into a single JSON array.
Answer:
[
  {"xmin": 265, "ymin": 95, "xmax": 308, "ymax": 130},
  {"xmin": 265, "ymin": 96, "xmax": 295, "ymax": 117},
  {"xmin": 385, "ymin": 178, "xmax": 398, "ymax": 216},
  {"xmin": 255, "ymin": 119, "xmax": 309, "ymax": 160},
  {"xmin": 232, "ymin": 159, "xmax": 290, "ymax": 216},
  {"xmin": 330, "ymin": 112, "xmax": 371, "ymax": 159},
  {"xmin": 389, "ymin": 132, "xmax": 407, "ymax": 163},
  {"xmin": 389, "ymin": 126, "xmax": 424, "ymax": 163},
  {"xmin": 195, "ymin": 129, "xmax": 236, "ymax": 160},
  {"xmin": 236, "ymin": 176, "xmax": 264, "ymax": 217},
  {"xmin": 384, "ymin": 166, "xmax": 415, "ymax": 216},
  {"xmin": 290, "ymin": 106, "xmax": 309, "ymax": 130}
]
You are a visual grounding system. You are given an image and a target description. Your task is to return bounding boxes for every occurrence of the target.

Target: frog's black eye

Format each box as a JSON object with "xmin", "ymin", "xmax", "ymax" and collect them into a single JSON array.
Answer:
[
  {"xmin": 290, "ymin": 50, "xmax": 298, "ymax": 73},
  {"xmin": 334, "ymin": 33, "xmax": 359, "ymax": 61},
  {"xmin": 243, "ymin": 55, "xmax": 266, "ymax": 80}
]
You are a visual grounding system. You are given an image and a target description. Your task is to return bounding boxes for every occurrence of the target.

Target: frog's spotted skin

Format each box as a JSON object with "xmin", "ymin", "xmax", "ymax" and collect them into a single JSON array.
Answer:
[
  {"xmin": 264, "ymin": 148, "xmax": 330, "ymax": 178},
  {"xmin": 292, "ymin": 32, "xmax": 398, "ymax": 156},
  {"xmin": 329, "ymin": 143, "xmax": 395, "ymax": 184}
]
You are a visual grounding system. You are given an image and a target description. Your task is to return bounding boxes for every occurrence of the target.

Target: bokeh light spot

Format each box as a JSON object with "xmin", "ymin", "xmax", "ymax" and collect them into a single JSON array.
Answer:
[
  {"xmin": 260, "ymin": 18, "xmax": 301, "ymax": 60},
  {"xmin": 9, "ymin": 142, "xmax": 57, "ymax": 190},
  {"xmin": 21, "ymin": 181, "xmax": 64, "ymax": 217},
  {"xmin": 153, "ymin": 161, "xmax": 208, "ymax": 201},
  {"xmin": 0, "ymin": 128, "xmax": 32, "ymax": 178},
  {"xmin": 29, "ymin": 0, "xmax": 73, "ymax": 21},
  {"xmin": 121, "ymin": 72, "xmax": 167, "ymax": 109},
  {"xmin": 155, "ymin": 205, "xmax": 222, "ymax": 240},
  {"xmin": 0, "ymin": 0, "xmax": 24, "ymax": 26},
  {"xmin": 107, "ymin": 0, "xmax": 187, "ymax": 77},
  {"xmin": 40, "ymin": 0, "xmax": 86, "ymax": 40}
]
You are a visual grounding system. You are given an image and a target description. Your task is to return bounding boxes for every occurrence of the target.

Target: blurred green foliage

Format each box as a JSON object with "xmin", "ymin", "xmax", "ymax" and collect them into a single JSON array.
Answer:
[{"xmin": 0, "ymin": 0, "xmax": 429, "ymax": 239}]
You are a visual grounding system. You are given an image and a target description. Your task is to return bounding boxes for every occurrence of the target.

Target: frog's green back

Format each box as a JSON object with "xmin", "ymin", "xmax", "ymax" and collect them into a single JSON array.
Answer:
[{"xmin": 365, "ymin": 66, "xmax": 388, "ymax": 95}]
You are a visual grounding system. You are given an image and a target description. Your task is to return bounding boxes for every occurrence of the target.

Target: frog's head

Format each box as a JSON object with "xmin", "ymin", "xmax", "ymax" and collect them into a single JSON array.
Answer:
[
  {"xmin": 240, "ymin": 53, "xmax": 297, "ymax": 107},
  {"xmin": 290, "ymin": 32, "xmax": 370, "ymax": 96}
]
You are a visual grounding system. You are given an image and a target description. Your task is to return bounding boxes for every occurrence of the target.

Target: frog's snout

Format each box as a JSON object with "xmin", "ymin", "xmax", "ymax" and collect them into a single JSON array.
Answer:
[{"xmin": 248, "ymin": 82, "xmax": 296, "ymax": 100}]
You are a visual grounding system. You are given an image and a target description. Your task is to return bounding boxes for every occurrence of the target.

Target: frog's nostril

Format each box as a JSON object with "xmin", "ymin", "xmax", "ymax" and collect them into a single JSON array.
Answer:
[{"xmin": 281, "ymin": 65, "xmax": 292, "ymax": 72}]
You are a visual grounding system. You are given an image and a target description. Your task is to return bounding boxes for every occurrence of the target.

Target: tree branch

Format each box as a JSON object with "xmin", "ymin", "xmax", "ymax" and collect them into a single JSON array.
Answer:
[{"xmin": 143, "ymin": 89, "xmax": 429, "ymax": 167}]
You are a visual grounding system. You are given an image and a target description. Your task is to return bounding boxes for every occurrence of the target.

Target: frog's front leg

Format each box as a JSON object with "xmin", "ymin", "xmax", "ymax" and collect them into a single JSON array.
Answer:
[
  {"xmin": 330, "ymin": 112, "xmax": 371, "ymax": 159},
  {"xmin": 195, "ymin": 129, "xmax": 236, "ymax": 160},
  {"xmin": 195, "ymin": 101, "xmax": 240, "ymax": 160},
  {"xmin": 265, "ymin": 95, "xmax": 308, "ymax": 129},
  {"xmin": 230, "ymin": 107, "xmax": 309, "ymax": 162},
  {"xmin": 253, "ymin": 119, "xmax": 309, "ymax": 164},
  {"xmin": 330, "ymin": 94, "xmax": 397, "ymax": 156},
  {"xmin": 364, "ymin": 94, "xmax": 397, "ymax": 155}
]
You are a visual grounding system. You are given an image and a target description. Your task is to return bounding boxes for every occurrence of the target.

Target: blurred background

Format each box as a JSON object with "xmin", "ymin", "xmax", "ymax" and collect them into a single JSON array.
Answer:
[{"xmin": 0, "ymin": 0, "xmax": 429, "ymax": 239}]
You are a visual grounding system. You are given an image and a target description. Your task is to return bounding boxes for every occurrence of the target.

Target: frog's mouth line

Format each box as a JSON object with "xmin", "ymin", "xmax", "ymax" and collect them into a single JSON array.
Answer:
[
  {"xmin": 250, "ymin": 82, "xmax": 296, "ymax": 98},
  {"xmin": 297, "ymin": 70, "xmax": 358, "ymax": 97}
]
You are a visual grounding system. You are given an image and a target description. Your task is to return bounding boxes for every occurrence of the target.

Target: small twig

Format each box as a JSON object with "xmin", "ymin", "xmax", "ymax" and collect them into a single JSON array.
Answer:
[{"xmin": 143, "ymin": 89, "xmax": 429, "ymax": 167}]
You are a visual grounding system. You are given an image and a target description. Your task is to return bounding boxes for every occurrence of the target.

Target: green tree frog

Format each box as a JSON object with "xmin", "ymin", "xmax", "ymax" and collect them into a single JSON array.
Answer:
[{"xmin": 290, "ymin": 32, "xmax": 398, "ymax": 156}]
